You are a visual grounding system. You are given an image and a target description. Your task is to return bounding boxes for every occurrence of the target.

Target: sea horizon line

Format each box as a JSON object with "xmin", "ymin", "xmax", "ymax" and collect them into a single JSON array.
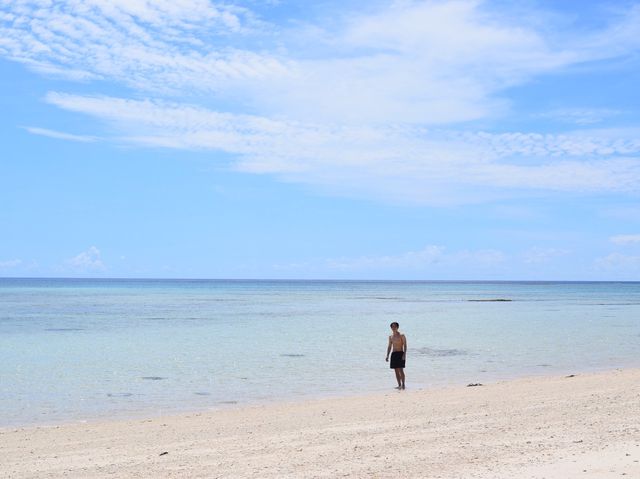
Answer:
[{"xmin": 1, "ymin": 277, "xmax": 638, "ymax": 284}]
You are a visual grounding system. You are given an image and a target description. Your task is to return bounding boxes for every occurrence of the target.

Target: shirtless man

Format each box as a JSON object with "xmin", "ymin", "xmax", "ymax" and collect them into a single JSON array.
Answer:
[{"xmin": 385, "ymin": 322, "xmax": 406, "ymax": 389}]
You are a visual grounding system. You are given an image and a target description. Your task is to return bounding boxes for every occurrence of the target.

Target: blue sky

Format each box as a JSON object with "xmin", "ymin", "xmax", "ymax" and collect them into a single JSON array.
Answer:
[{"xmin": 1, "ymin": 0, "xmax": 639, "ymax": 280}]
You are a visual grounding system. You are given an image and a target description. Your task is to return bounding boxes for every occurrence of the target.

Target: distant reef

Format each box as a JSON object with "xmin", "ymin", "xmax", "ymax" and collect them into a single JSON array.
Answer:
[{"xmin": 467, "ymin": 298, "xmax": 512, "ymax": 302}]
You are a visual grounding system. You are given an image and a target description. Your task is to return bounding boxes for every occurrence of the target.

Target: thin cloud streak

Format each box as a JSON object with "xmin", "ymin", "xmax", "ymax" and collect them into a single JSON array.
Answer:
[
  {"xmin": 24, "ymin": 126, "xmax": 98, "ymax": 142},
  {"xmin": 610, "ymin": 234, "xmax": 640, "ymax": 245}
]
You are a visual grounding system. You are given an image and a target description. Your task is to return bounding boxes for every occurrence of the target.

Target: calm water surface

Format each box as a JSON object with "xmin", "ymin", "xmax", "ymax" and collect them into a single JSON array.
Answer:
[{"xmin": 1, "ymin": 279, "xmax": 639, "ymax": 426}]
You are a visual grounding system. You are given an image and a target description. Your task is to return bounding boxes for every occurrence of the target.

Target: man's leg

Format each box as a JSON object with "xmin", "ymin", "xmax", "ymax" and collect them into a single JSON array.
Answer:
[
  {"xmin": 394, "ymin": 368, "xmax": 402, "ymax": 388},
  {"xmin": 399, "ymin": 369, "xmax": 405, "ymax": 389}
]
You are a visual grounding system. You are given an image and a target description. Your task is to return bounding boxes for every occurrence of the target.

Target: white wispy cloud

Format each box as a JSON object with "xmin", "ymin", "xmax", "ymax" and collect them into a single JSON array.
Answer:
[
  {"xmin": 523, "ymin": 247, "xmax": 569, "ymax": 264},
  {"xmin": 42, "ymin": 92, "xmax": 640, "ymax": 204},
  {"xmin": 326, "ymin": 245, "xmax": 448, "ymax": 271},
  {"xmin": 0, "ymin": 258, "xmax": 22, "ymax": 269},
  {"xmin": 250, "ymin": 1, "xmax": 640, "ymax": 125},
  {"xmin": 595, "ymin": 252, "xmax": 640, "ymax": 272},
  {"xmin": 24, "ymin": 126, "xmax": 98, "ymax": 142},
  {"xmin": 3, "ymin": 1, "xmax": 640, "ymax": 123},
  {"xmin": 0, "ymin": 0, "xmax": 284, "ymax": 92},
  {"xmin": 66, "ymin": 246, "xmax": 105, "ymax": 272},
  {"xmin": 610, "ymin": 234, "xmax": 640, "ymax": 245},
  {"xmin": 2, "ymin": 1, "xmax": 640, "ymax": 205},
  {"xmin": 276, "ymin": 245, "xmax": 507, "ymax": 273}
]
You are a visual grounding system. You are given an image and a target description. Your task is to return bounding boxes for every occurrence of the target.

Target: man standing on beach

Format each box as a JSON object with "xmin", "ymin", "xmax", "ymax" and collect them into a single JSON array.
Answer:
[{"xmin": 385, "ymin": 322, "xmax": 406, "ymax": 389}]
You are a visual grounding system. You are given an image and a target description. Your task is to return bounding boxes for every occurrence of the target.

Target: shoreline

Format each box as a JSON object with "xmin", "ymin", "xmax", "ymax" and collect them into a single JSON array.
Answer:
[
  {"xmin": 3, "ymin": 361, "xmax": 635, "ymax": 430},
  {"xmin": 2, "ymin": 367, "xmax": 640, "ymax": 478}
]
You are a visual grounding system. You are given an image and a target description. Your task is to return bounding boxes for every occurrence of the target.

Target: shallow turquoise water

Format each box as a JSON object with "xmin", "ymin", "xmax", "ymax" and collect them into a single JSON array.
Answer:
[{"xmin": 1, "ymin": 279, "xmax": 639, "ymax": 426}]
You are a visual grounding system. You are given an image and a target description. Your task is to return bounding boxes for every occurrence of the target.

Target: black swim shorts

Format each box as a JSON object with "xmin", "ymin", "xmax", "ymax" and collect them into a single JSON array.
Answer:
[{"xmin": 390, "ymin": 351, "xmax": 405, "ymax": 369}]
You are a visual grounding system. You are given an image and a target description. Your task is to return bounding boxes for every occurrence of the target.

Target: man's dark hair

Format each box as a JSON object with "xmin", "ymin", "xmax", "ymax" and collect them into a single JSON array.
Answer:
[{"xmin": 390, "ymin": 322, "xmax": 399, "ymax": 328}]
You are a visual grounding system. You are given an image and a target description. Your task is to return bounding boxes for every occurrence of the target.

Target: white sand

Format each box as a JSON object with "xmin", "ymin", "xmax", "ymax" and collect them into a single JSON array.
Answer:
[{"xmin": 2, "ymin": 368, "xmax": 639, "ymax": 478}]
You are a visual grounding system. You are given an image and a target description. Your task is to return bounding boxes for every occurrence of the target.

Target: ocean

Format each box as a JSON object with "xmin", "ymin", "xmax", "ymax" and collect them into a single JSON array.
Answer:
[{"xmin": 1, "ymin": 278, "xmax": 639, "ymax": 426}]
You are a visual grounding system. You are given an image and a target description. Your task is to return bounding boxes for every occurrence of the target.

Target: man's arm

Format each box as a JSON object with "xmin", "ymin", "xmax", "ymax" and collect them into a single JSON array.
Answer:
[
  {"xmin": 402, "ymin": 335, "xmax": 407, "ymax": 360},
  {"xmin": 385, "ymin": 336, "xmax": 392, "ymax": 361}
]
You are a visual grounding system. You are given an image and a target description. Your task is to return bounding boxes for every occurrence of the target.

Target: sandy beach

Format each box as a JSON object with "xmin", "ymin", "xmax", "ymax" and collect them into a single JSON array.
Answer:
[{"xmin": 2, "ymin": 368, "xmax": 639, "ymax": 478}]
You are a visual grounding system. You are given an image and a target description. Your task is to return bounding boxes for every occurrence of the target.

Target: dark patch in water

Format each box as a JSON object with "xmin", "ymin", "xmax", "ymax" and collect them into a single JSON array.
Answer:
[
  {"xmin": 194, "ymin": 392, "xmax": 211, "ymax": 396},
  {"xmin": 219, "ymin": 400, "xmax": 238, "ymax": 404},
  {"xmin": 45, "ymin": 328, "xmax": 84, "ymax": 331},
  {"xmin": 468, "ymin": 299, "xmax": 512, "ymax": 302},
  {"xmin": 107, "ymin": 393, "xmax": 133, "ymax": 397},
  {"xmin": 412, "ymin": 347, "xmax": 467, "ymax": 357},
  {"xmin": 141, "ymin": 376, "xmax": 167, "ymax": 380},
  {"xmin": 596, "ymin": 303, "xmax": 640, "ymax": 306},
  {"xmin": 537, "ymin": 364, "xmax": 552, "ymax": 368},
  {"xmin": 280, "ymin": 353, "xmax": 305, "ymax": 357}
]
